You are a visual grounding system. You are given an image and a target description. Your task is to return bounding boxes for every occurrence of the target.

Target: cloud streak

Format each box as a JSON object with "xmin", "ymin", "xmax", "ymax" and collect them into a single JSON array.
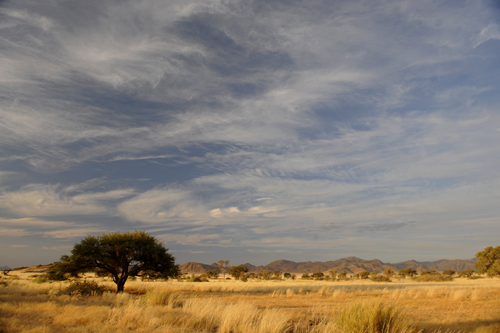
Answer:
[{"xmin": 1, "ymin": 0, "xmax": 499, "ymax": 266}]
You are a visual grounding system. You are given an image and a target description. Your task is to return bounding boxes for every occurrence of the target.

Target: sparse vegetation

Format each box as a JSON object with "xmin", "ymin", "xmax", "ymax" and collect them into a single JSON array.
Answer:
[
  {"xmin": 1, "ymin": 275, "xmax": 499, "ymax": 332},
  {"xmin": 63, "ymin": 280, "xmax": 110, "ymax": 296}
]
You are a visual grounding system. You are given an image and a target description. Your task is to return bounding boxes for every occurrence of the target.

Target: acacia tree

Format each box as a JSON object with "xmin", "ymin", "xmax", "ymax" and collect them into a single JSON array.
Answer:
[
  {"xmin": 218, "ymin": 259, "xmax": 230, "ymax": 279},
  {"xmin": 229, "ymin": 265, "xmax": 248, "ymax": 280},
  {"xmin": 475, "ymin": 246, "xmax": 500, "ymax": 277},
  {"xmin": 49, "ymin": 231, "xmax": 179, "ymax": 292}
]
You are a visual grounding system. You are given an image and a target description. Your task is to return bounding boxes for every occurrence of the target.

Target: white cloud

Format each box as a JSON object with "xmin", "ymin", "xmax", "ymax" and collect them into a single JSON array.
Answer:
[
  {"xmin": 475, "ymin": 23, "xmax": 500, "ymax": 47},
  {"xmin": 0, "ymin": 183, "xmax": 134, "ymax": 217},
  {"xmin": 43, "ymin": 227, "xmax": 106, "ymax": 239},
  {"xmin": 118, "ymin": 187, "xmax": 207, "ymax": 223},
  {"xmin": 0, "ymin": 227, "xmax": 31, "ymax": 237}
]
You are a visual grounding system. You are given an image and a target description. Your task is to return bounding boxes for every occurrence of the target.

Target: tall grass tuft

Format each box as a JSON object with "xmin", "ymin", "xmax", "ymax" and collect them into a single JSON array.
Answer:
[{"xmin": 334, "ymin": 301, "xmax": 417, "ymax": 333}]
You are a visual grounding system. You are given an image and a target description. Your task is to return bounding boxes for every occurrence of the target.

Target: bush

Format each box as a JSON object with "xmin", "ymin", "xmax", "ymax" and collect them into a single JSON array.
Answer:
[
  {"xmin": 63, "ymin": 280, "xmax": 110, "ymax": 296},
  {"xmin": 335, "ymin": 301, "xmax": 416, "ymax": 333},
  {"xmin": 371, "ymin": 275, "xmax": 391, "ymax": 282},
  {"xmin": 32, "ymin": 275, "xmax": 50, "ymax": 284},
  {"xmin": 411, "ymin": 275, "xmax": 453, "ymax": 282}
]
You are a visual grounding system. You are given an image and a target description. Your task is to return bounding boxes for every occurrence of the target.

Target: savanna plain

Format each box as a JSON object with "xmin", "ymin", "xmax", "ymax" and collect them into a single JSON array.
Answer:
[{"xmin": 1, "ymin": 271, "xmax": 500, "ymax": 333}]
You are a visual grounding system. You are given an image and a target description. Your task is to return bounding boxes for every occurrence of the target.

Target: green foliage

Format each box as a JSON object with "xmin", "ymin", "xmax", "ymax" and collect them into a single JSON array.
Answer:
[
  {"xmin": 475, "ymin": 246, "xmax": 500, "ymax": 277},
  {"xmin": 205, "ymin": 269, "xmax": 219, "ymax": 279},
  {"xmin": 218, "ymin": 259, "xmax": 230, "ymax": 279},
  {"xmin": 273, "ymin": 270, "xmax": 282, "ymax": 280},
  {"xmin": 420, "ymin": 270, "xmax": 438, "ymax": 276},
  {"xmin": 261, "ymin": 270, "xmax": 272, "ymax": 280},
  {"xmin": 301, "ymin": 273, "xmax": 311, "ymax": 280},
  {"xmin": 442, "ymin": 270, "xmax": 455, "ymax": 276},
  {"xmin": 337, "ymin": 272, "xmax": 347, "ymax": 280},
  {"xmin": 371, "ymin": 275, "xmax": 391, "ymax": 282},
  {"xmin": 186, "ymin": 275, "xmax": 208, "ymax": 282},
  {"xmin": 312, "ymin": 272, "xmax": 324, "ymax": 280},
  {"xmin": 51, "ymin": 231, "xmax": 179, "ymax": 292},
  {"xmin": 283, "ymin": 272, "xmax": 292, "ymax": 279},
  {"xmin": 63, "ymin": 280, "xmax": 110, "ymax": 296},
  {"xmin": 229, "ymin": 266, "xmax": 249, "ymax": 280},
  {"xmin": 457, "ymin": 269, "xmax": 476, "ymax": 278},
  {"xmin": 411, "ymin": 275, "xmax": 453, "ymax": 282},
  {"xmin": 359, "ymin": 271, "xmax": 370, "ymax": 279},
  {"xmin": 398, "ymin": 268, "xmax": 417, "ymax": 278},
  {"xmin": 32, "ymin": 275, "xmax": 50, "ymax": 284},
  {"xmin": 383, "ymin": 268, "xmax": 395, "ymax": 277}
]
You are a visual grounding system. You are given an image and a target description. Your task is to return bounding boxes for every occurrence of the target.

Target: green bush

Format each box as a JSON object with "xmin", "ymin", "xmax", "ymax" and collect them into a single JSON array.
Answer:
[
  {"xmin": 411, "ymin": 275, "xmax": 453, "ymax": 282},
  {"xmin": 63, "ymin": 280, "xmax": 110, "ymax": 296},
  {"xmin": 371, "ymin": 275, "xmax": 391, "ymax": 282},
  {"xmin": 32, "ymin": 275, "xmax": 50, "ymax": 284}
]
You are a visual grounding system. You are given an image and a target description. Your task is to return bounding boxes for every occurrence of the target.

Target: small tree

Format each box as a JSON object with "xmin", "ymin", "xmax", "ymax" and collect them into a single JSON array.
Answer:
[
  {"xmin": 206, "ymin": 269, "xmax": 219, "ymax": 279},
  {"xmin": 273, "ymin": 270, "xmax": 282, "ymax": 280},
  {"xmin": 475, "ymin": 246, "xmax": 500, "ymax": 277},
  {"xmin": 262, "ymin": 270, "xmax": 272, "ymax": 280},
  {"xmin": 284, "ymin": 272, "xmax": 292, "ymax": 279},
  {"xmin": 398, "ymin": 268, "xmax": 417, "ymax": 278},
  {"xmin": 359, "ymin": 271, "xmax": 370, "ymax": 279},
  {"xmin": 301, "ymin": 273, "xmax": 311, "ymax": 280},
  {"xmin": 49, "ymin": 231, "xmax": 179, "ymax": 293},
  {"xmin": 337, "ymin": 272, "xmax": 347, "ymax": 280},
  {"xmin": 442, "ymin": 270, "xmax": 455, "ymax": 276},
  {"xmin": 218, "ymin": 259, "xmax": 230, "ymax": 279},
  {"xmin": 329, "ymin": 269, "xmax": 337, "ymax": 280},
  {"xmin": 383, "ymin": 268, "xmax": 395, "ymax": 278},
  {"xmin": 312, "ymin": 272, "xmax": 324, "ymax": 280},
  {"xmin": 457, "ymin": 269, "xmax": 475, "ymax": 278},
  {"xmin": 229, "ymin": 266, "xmax": 249, "ymax": 280}
]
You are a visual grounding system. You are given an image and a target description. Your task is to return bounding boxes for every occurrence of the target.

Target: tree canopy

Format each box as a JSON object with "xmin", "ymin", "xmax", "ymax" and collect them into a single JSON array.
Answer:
[
  {"xmin": 475, "ymin": 246, "xmax": 500, "ymax": 277},
  {"xmin": 49, "ymin": 231, "xmax": 179, "ymax": 292}
]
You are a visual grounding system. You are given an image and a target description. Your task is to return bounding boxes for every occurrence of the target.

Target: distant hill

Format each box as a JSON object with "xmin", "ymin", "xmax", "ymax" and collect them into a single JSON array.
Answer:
[
  {"xmin": 0, "ymin": 266, "xmax": 11, "ymax": 270},
  {"xmin": 179, "ymin": 257, "xmax": 476, "ymax": 274},
  {"xmin": 180, "ymin": 262, "xmax": 218, "ymax": 274}
]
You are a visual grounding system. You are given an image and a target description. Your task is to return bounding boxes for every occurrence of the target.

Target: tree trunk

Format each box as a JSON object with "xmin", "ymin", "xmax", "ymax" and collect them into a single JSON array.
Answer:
[{"xmin": 116, "ymin": 277, "xmax": 127, "ymax": 293}]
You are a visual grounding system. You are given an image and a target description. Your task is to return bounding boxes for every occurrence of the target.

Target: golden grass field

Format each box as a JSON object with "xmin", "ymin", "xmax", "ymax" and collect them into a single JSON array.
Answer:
[{"xmin": 1, "ymin": 272, "xmax": 499, "ymax": 333}]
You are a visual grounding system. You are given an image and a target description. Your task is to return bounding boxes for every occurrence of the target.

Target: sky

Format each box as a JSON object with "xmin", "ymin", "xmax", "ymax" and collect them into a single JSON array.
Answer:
[{"xmin": 1, "ymin": 0, "xmax": 500, "ymax": 268}]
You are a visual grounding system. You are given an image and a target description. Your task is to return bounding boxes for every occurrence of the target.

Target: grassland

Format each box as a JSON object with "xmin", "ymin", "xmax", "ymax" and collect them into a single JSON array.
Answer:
[{"xmin": 1, "ymin": 273, "xmax": 499, "ymax": 332}]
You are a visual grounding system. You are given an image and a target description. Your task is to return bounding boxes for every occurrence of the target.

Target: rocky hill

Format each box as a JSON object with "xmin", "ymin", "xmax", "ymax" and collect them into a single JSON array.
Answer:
[{"xmin": 180, "ymin": 257, "xmax": 476, "ymax": 274}]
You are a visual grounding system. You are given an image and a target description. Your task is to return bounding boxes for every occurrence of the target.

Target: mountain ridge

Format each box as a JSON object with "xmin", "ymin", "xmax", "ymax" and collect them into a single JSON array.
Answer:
[{"xmin": 180, "ymin": 257, "xmax": 476, "ymax": 274}]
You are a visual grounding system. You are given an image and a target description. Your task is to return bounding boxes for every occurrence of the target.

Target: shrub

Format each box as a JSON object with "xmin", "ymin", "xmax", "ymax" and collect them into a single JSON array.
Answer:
[
  {"xmin": 411, "ymin": 275, "xmax": 453, "ymax": 282},
  {"xmin": 32, "ymin": 275, "xmax": 50, "ymax": 284},
  {"xmin": 457, "ymin": 269, "xmax": 476, "ymax": 278},
  {"xmin": 442, "ymin": 269, "xmax": 455, "ymax": 276},
  {"xmin": 63, "ymin": 280, "xmax": 110, "ymax": 296},
  {"xmin": 302, "ymin": 273, "xmax": 311, "ymax": 280},
  {"xmin": 371, "ymin": 275, "xmax": 391, "ymax": 282},
  {"xmin": 359, "ymin": 271, "xmax": 370, "ymax": 279},
  {"xmin": 334, "ymin": 301, "xmax": 416, "ymax": 333},
  {"xmin": 337, "ymin": 272, "xmax": 348, "ymax": 280},
  {"xmin": 262, "ymin": 270, "xmax": 272, "ymax": 280}
]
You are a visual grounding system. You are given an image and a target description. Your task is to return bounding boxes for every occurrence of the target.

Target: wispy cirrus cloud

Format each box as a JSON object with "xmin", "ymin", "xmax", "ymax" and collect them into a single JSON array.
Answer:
[{"xmin": 1, "ymin": 0, "xmax": 500, "ymax": 266}]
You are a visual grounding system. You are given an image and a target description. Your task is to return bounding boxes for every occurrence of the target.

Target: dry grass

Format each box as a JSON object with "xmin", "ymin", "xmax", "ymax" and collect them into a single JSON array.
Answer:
[{"xmin": 0, "ymin": 276, "xmax": 499, "ymax": 332}]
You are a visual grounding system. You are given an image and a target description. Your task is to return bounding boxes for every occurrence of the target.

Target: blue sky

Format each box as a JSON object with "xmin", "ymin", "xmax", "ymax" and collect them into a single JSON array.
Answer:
[{"xmin": 1, "ymin": 0, "xmax": 500, "ymax": 267}]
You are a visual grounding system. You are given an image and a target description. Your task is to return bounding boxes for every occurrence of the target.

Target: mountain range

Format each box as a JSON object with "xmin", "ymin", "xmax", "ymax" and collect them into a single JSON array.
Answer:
[{"xmin": 179, "ymin": 257, "xmax": 477, "ymax": 274}]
